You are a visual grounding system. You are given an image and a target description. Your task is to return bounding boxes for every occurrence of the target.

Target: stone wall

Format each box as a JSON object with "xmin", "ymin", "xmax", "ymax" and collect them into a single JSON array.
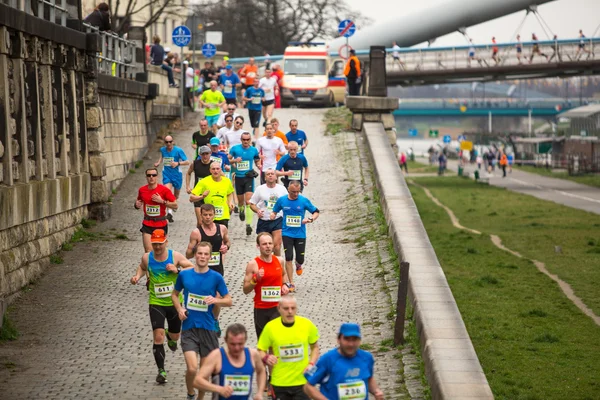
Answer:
[{"xmin": 147, "ymin": 64, "xmax": 181, "ymax": 120}]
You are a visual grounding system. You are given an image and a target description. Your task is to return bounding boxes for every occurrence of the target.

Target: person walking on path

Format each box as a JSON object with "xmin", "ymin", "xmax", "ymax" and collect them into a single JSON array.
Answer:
[
  {"xmin": 172, "ymin": 241, "xmax": 233, "ymax": 400},
  {"xmin": 344, "ymin": 50, "xmax": 361, "ymax": 96},
  {"xmin": 154, "ymin": 135, "xmax": 189, "ymax": 223},
  {"xmin": 130, "ymin": 229, "xmax": 194, "ymax": 385},
  {"xmin": 399, "ymin": 152, "xmax": 408, "ymax": 173},
  {"xmin": 304, "ymin": 323, "xmax": 385, "ymax": 400},
  {"xmin": 135, "ymin": 167, "xmax": 178, "ymax": 252},
  {"xmin": 500, "ymin": 151, "xmax": 508, "ymax": 178},
  {"xmin": 194, "ymin": 323, "xmax": 267, "ymax": 400}
]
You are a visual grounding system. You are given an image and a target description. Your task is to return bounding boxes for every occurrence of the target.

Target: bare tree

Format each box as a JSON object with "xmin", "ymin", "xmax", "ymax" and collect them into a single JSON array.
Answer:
[
  {"xmin": 191, "ymin": 0, "xmax": 371, "ymax": 56},
  {"xmin": 106, "ymin": 0, "xmax": 182, "ymax": 34}
]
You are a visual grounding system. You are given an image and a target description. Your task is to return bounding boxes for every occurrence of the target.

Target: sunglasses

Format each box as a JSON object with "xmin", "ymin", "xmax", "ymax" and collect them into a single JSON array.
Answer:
[
  {"xmin": 228, "ymin": 108, "xmax": 235, "ymax": 111},
  {"xmin": 146, "ymin": 174, "xmax": 158, "ymax": 177},
  {"xmin": 241, "ymin": 138, "xmax": 251, "ymax": 141},
  {"xmin": 235, "ymin": 122, "xmax": 243, "ymax": 125},
  {"xmin": 164, "ymin": 140, "xmax": 173, "ymax": 144},
  {"xmin": 225, "ymin": 119, "xmax": 233, "ymax": 122}
]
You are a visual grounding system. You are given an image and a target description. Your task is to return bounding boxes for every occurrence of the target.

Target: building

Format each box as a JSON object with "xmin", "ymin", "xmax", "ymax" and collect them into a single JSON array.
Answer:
[{"xmin": 558, "ymin": 104, "xmax": 600, "ymax": 138}]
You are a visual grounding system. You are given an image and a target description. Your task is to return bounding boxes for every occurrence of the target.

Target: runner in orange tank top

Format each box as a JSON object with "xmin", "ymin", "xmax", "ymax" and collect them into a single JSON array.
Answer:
[{"xmin": 243, "ymin": 232, "xmax": 290, "ymax": 337}]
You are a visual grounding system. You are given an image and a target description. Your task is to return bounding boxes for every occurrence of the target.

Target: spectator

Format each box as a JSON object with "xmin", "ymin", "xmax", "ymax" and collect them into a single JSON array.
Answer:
[
  {"xmin": 344, "ymin": 49, "xmax": 361, "ymax": 96},
  {"xmin": 185, "ymin": 61, "xmax": 195, "ymax": 111},
  {"xmin": 151, "ymin": 39, "xmax": 177, "ymax": 88},
  {"xmin": 84, "ymin": 2, "xmax": 111, "ymax": 32}
]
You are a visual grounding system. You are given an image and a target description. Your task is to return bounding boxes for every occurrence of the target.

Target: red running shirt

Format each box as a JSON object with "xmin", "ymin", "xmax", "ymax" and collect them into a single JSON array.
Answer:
[
  {"xmin": 137, "ymin": 184, "xmax": 176, "ymax": 228},
  {"xmin": 253, "ymin": 256, "xmax": 283, "ymax": 309}
]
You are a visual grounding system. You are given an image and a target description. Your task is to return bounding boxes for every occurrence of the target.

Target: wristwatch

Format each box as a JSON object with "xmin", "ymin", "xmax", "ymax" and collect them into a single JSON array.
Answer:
[{"xmin": 177, "ymin": 266, "xmax": 182, "ymax": 273}]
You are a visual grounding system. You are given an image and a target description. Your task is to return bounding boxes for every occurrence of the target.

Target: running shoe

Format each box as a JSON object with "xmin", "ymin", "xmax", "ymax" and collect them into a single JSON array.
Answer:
[
  {"xmin": 166, "ymin": 213, "xmax": 174, "ymax": 223},
  {"xmin": 239, "ymin": 206, "xmax": 246, "ymax": 221},
  {"xmin": 156, "ymin": 369, "xmax": 167, "ymax": 384},
  {"xmin": 246, "ymin": 224, "xmax": 252, "ymax": 236},
  {"xmin": 165, "ymin": 329, "xmax": 177, "ymax": 352},
  {"xmin": 296, "ymin": 263, "xmax": 303, "ymax": 276},
  {"xmin": 215, "ymin": 320, "xmax": 222, "ymax": 338},
  {"xmin": 234, "ymin": 206, "xmax": 239, "ymax": 214},
  {"xmin": 186, "ymin": 394, "xmax": 197, "ymax": 400}
]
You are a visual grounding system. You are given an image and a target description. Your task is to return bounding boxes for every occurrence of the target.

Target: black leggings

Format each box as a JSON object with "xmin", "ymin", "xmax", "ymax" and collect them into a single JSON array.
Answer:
[{"xmin": 282, "ymin": 236, "xmax": 306, "ymax": 264}]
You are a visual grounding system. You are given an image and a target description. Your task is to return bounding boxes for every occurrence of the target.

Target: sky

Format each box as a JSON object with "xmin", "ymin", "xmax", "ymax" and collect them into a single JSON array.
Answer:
[{"xmin": 343, "ymin": 0, "xmax": 600, "ymax": 46}]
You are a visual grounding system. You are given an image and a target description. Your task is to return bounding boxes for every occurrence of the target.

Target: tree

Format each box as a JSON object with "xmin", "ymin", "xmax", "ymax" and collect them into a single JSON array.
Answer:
[
  {"xmin": 105, "ymin": 0, "xmax": 183, "ymax": 34},
  {"xmin": 191, "ymin": 0, "xmax": 371, "ymax": 57}
]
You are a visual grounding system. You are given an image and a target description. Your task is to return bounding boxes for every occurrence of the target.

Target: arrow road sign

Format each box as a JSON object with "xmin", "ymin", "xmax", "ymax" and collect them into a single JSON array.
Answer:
[
  {"xmin": 408, "ymin": 129, "xmax": 418, "ymax": 137},
  {"xmin": 443, "ymin": 135, "xmax": 451, "ymax": 144},
  {"xmin": 202, "ymin": 43, "xmax": 217, "ymax": 58},
  {"xmin": 338, "ymin": 19, "xmax": 356, "ymax": 38},
  {"xmin": 172, "ymin": 25, "xmax": 191, "ymax": 47}
]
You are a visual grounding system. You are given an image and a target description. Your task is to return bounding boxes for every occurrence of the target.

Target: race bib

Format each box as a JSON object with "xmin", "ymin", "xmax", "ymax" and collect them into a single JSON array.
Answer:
[
  {"xmin": 261, "ymin": 286, "xmax": 281, "ymax": 302},
  {"xmin": 337, "ymin": 381, "xmax": 367, "ymax": 400},
  {"xmin": 224, "ymin": 86, "xmax": 233, "ymax": 94},
  {"xmin": 252, "ymin": 96, "xmax": 261, "ymax": 105},
  {"xmin": 237, "ymin": 161, "xmax": 250, "ymax": 171},
  {"xmin": 247, "ymin": 72, "xmax": 256, "ymax": 78},
  {"xmin": 210, "ymin": 156, "xmax": 222, "ymax": 165},
  {"xmin": 279, "ymin": 343, "xmax": 304, "ymax": 362},
  {"xmin": 163, "ymin": 157, "xmax": 174, "ymax": 166},
  {"xmin": 214, "ymin": 206, "xmax": 224, "ymax": 219},
  {"xmin": 266, "ymin": 199, "xmax": 276, "ymax": 211},
  {"xmin": 265, "ymin": 88, "xmax": 272, "ymax": 93},
  {"xmin": 209, "ymin": 252, "xmax": 221, "ymax": 266},
  {"xmin": 290, "ymin": 170, "xmax": 302, "ymax": 180},
  {"xmin": 145, "ymin": 204, "xmax": 160, "ymax": 217},
  {"xmin": 154, "ymin": 281, "xmax": 174, "ymax": 298},
  {"xmin": 286, "ymin": 215, "xmax": 302, "ymax": 228},
  {"xmin": 186, "ymin": 293, "xmax": 208, "ymax": 312},
  {"xmin": 224, "ymin": 375, "xmax": 251, "ymax": 395}
]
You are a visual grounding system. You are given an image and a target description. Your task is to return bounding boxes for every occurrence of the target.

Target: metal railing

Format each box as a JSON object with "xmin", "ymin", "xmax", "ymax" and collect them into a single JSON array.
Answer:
[
  {"xmin": 83, "ymin": 22, "xmax": 137, "ymax": 78},
  {"xmin": 4, "ymin": 0, "xmax": 69, "ymax": 26}
]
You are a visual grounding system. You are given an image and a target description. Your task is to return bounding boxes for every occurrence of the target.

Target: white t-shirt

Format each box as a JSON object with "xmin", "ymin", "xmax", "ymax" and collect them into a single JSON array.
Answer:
[
  {"xmin": 256, "ymin": 136, "xmax": 286, "ymax": 170},
  {"xmin": 217, "ymin": 112, "xmax": 240, "ymax": 127},
  {"xmin": 259, "ymin": 77, "xmax": 278, "ymax": 101},
  {"xmin": 185, "ymin": 67, "xmax": 194, "ymax": 88},
  {"xmin": 250, "ymin": 183, "xmax": 288, "ymax": 221},
  {"xmin": 392, "ymin": 45, "xmax": 401, "ymax": 58},
  {"xmin": 217, "ymin": 126, "xmax": 233, "ymax": 143},
  {"xmin": 224, "ymin": 129, "xmax": 247, "ymax": 148}
]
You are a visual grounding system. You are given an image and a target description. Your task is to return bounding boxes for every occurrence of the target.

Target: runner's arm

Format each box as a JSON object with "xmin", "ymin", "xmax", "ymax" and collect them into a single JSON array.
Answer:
[
  {"xmin": 154, "ymin": 154, "xmax": 162, "ymax": 167},
  {"xmin": 303, "ymin": 383, "xmax": 327, "ymax": 400},
  {"xmin": 215, "ymin": 293, "xmax": 232, "ymax": 307},
  {"xmin": 185, "ymin": 164, "xmax": 194, "ymax": 193},
  {"xmin": 186, "ymin": 230, "xmax": 199, "ymax": 259},
  {"xmin": 171, "ymin": 289, "xmax": 185, "ymax": 316},
  {"xmin": 368, "ymin": 377, "xmax": 384, "ymax": 400},
  {"xmin": 252, "ymin": 349, "xmax": 267, "ymax": 394},
  {"xmin": 242, "ymin": 260, "xmax": 259, "ymax": 294},
  {"xmin": 249, "ymin": 202, "xmax": 261, "ymax": 215},
  {"xmin": 130, "ymin": 254, "xmax": 148, "ymax": 284},
  {"xmin": 227, "ymin": 192, "xmax": 235, "ymax": 211},
  {"xmin": 308, "ymin": 341, "xmax": 320, "ymax": 366},
  {"xmin": 193, "ymin": 350, "xmax": 227, "ymax": 395},
  {"xmin": 221, "ymin": 226, "xmax": 231, "ymax": 252},
  {"xmin": 174, "ymin": 252, "xmax": 194, "ymax": 270}
]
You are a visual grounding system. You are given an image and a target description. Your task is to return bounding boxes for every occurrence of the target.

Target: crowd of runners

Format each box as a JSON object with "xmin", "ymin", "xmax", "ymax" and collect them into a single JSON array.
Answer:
[{"xmin": 130, "ymin": 75, "xmax": 386, "ymax": 400}]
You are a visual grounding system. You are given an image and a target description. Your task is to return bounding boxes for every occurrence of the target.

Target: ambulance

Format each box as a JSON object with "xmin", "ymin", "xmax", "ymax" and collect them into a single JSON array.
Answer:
[{"xmin": 279, "ymin": 42, "xmax": 346, "ymax": 107}]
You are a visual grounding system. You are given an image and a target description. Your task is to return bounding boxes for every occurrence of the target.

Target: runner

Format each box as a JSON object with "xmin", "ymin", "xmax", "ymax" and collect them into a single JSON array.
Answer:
[
  {"xmin": 192, "ymin": 119, "xmax": 216, "ymax": 159},
  {"xmin": 216, "ymin": 103, "xmax": 240, "ymax": 131},
  {"xmin": 391, "ymin": 41, "xmax": 406, "ymax": 70},
  {"xmin": 209, "ymin": 137, "xmax": 231, "ymax": 175},
  {"xmin": 190, "ymin": 162, "xmax": 235, "ymax": 228},
  {"xmin": 194, "ymin": 323, "xmax": 267, "ymax": 399},
  {"xmin": 135, "ymin": 168, "xmax": 177, "ymax": 251},
  {"xmin": 243, "ymin": 232, "xmax": 290, "ymax": 337},
  {"xmin": 225, "ymin": 116, "xmax": 249, "ymax": 151},
  {"xmin": 271, "ymin": 64, "xmax": 284, "ymax": 109},
  {"xmin": 303, "ymin": 323, "xmax": 385, "ymax": 400},
  {"xmin": 216, "ymin": 115, "xmax": 235, "ymax": 149},
  {"xmin": 258, "ymin": 295, "xmax": 320, "ymax": 400},
  {"xmin": 529, "ymin": 33, "xmax": 548, "ymax": 63},
  {"xmin": 186, "ymin": 145, "xmax": 214, "ymax": 227},
  {"xmin": 130, "ymin": 229, "xmax": 194, "ymax": 384},
  {"xmin": 218, "ymin": 65, "xmax": 241, "ymax": 106},
  {"xmin": 269, "ymin": 118, "xmax": 289, "ymax": 148},
  {"xmin": 200, "ymin": 80, "xmax": 226, "ymax": 131},
  {"xmin": 276, "ymin": 141, "xmax": 309, "ymax": 191},
  {"xmin": 249, "ymin": 170, "xmax": 288, "ymax": 256},
  {"xmin": 186, "ymin": 204, "xmax": 231, "ymax": 277},
  {"xmin": 153, "ymin": 135, "xmax": 189, "ymax": 222},
  {"xmin": 491, "ymin": 36, "xmax": 500, "ymax": 65},
  {"xmin": 259, "ymin": 68, "xmax": 278, "ymax": 127},
  {"xmin": 575, "ymin": 29, "xmax": 591, "ymax": 60},
  {"xmin": 285, "ymin": 120, "xmax": 308, "ymax": 154},
  {"xmin": 200, "ymin": 61, "xmax": 216, "ymax": 90},
  {"xmin": 172, "ymin": 241, "xmax": 233, "ymax": 400},
  {"xmin": 229, "ymin": 131, "xmax": 262, "ymax": 235},
  {"xmin": 242, "ymin": 80, "xmax": 265, "ymax": 140},
  {"xmin": 515, "ymin": 34, "xmax": 523, "ymax": 65},
  {"xmin": 467, "ymin": 39, "xmax": 482, "ymax": 67},
  {"xmin": 256, "ymin": 123, "xmax": 286, "ymax": 184},
  {"xmin": 270, "ymin": 180, "xmax": 319, "ymax": 291},
  {"xmin": 239, "ymin": 57, "xmax": 259, "ymax": 90}
]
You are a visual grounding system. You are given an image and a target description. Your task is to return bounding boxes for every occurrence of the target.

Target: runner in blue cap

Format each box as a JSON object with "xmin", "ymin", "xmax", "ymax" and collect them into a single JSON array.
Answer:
[{"xmin": 303, "ymin": 323, "xmax": 385, "ymax": 400}]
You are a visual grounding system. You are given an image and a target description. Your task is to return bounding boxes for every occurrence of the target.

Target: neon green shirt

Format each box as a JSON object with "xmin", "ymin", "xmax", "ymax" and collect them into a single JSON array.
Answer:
[
  {"xmin": 191, "ymin": 176, "xmax": 234, "ymax": 220},
  {"xmin": 257, "ymin": 316, "xmax": 319, "ymax": 387},
  {"xmin": 201, "ymin": 90, "xmax": 225, "ymax": 117}
]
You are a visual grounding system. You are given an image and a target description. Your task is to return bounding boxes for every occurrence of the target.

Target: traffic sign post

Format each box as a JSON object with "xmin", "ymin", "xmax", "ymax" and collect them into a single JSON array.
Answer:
[
  {"xmin": 457, "ymin": 135, "xmax": 466, "ymax": 142},
  {"xmin": 443, "ymin": 135, "xmax": 451, "ymax": 144},
  {"xmin": 202, "ymin": 43, "xmax": 217, "ymax": 58},
  {"xmin": 172, "ymin": 25, "xmax": 192, "ymax": 121},
  {"xmin": 338, "ymin": 19, "xmax": 356, "ymax": 64},
  {"xmin": 408, "ymin": 129, "xmax": 418, "ymax": 137},
  {"xmin": 429, "ymin": 129, "xmax": 439, "ymax": 138}
]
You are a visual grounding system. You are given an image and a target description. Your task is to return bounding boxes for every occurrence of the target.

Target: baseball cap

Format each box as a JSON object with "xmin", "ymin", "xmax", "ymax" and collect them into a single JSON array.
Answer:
[
  {"xmin": 164, "ymin": 47, "xmax": 171, "ymax": 53},
  {"xmin": 199, "ymin": 145, "xmax": 211, "ymax": 154},
  {"xmin": 210, "ymin": 137, "xmax": 221, "ymax": 146},
  {"xmin": 183, "ymin": 60, "xmax": 189, "ymax": 64},
  {"xmin": 338, "ymin": 323, "xmax": 361, "ymax": 338},
  {"xmin": 223, "ymin": 56, "xmax": 229, "ymax": 61},
  {"xmin": 226, "ymin": 65, "xmax": 233, "ymax": 70},
  {"xmin": 150, "ymin": 229, "xmax": 167, "ymax": 244}
]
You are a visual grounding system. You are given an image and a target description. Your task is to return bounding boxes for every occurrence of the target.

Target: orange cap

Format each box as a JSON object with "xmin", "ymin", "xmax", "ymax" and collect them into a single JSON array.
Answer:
[{"xmin": 151, "ymin": 229, "xmax": 167, "ymax": 243}]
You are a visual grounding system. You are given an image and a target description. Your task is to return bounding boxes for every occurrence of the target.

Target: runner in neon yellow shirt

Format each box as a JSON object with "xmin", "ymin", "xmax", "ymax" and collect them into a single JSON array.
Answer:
[
  {"xmin": 190, "ymin": 162, "xmax": 235, "ymax": 228},
  {"xmin": 200, "ymin": 80, "xmax": 226, "ymax": 130},
  {"xmin": 257, "ymin": 295, "xmax": 319, "ymax": 399}
]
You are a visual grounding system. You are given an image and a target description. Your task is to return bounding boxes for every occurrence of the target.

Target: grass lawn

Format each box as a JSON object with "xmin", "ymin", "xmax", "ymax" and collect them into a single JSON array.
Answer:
[
  {"xmin": 409, "ymin": 177, "xmax": 600, "ymax": 399},
  {"xmin": 407, "ymin": 159, "xmax": 438, "ymax": 174},
  {"xmin": 514, "ymin": 165, "xmax": 600, "ymax": 189}
]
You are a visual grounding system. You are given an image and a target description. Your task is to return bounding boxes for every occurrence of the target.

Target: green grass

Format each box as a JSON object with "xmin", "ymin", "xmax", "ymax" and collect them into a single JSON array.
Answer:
[
  {"xmin": 407, "ymin": 159, "xmax": 438, "ymax": 174},
  {"xmin": 409, "ymin": 177, "xmax": 600, "ymax": 399},
  {"xmin": 515, "ymin": 165, "xmax": 600, "ymax": 189},
  {"xmin": 0, "ymin": 313, "xmax": 19, "ymax": 341},
  {"xmin": 324, "ymin": 107, "xmax": 352, "ymax": 135}
]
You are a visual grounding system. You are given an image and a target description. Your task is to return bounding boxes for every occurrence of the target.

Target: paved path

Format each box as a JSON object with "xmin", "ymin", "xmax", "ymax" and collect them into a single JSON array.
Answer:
[
  {"xmin": 0, "ymin": 109, "xmax": 406, "ymax": 399},
  {"xmin": 444, "ymin": 159, "xmax": 600, "ymax": 215}
]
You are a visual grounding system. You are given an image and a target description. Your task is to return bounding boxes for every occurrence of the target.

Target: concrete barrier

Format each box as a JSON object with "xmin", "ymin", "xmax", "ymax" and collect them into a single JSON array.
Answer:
[{"xmin": 361, "ymin": 121, "xmax": 494, "ymax": 400}]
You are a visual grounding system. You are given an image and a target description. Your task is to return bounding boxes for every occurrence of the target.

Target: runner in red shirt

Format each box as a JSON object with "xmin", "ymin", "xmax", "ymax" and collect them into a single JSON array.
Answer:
[
  {"xmin": 135, "ymin": 167, "xmax": 178, "ymax": 252},
  {"xmin": 242, "ymin": 232, "xmax": 290, "ymax": 337}
]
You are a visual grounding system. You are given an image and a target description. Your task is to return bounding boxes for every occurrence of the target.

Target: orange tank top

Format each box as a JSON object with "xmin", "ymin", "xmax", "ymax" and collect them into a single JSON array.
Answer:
[{"xmin": 253, "ymin": 256, "xmax": 283, "ymax": 309}]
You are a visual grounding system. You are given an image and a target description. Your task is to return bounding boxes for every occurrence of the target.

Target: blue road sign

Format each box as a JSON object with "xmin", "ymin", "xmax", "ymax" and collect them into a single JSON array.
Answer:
[
  {"xmin": 408, "ymin": 129, "xmax": 418, "ymax": 137},
  {"xmin": 457, "ymin": 135, "xmax": 466, "ymax": 142},
  {"xmin": 172, "ymin": 25, "xmax": 191, "ymax": 47},
  {"xmin": 443, "ymin": 135, "xmax": 451, "ymax": 144},
  {"xmin": 338, "ymin": 19, "xmax": 356, "ymax": 38},
  {"xmin": 202, "ymin": 43, "xmax": 217, "ymax": 58}
]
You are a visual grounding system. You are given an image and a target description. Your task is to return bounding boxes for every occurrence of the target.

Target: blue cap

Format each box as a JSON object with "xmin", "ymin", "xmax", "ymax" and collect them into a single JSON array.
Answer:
[
  {"xmin": 338, "ymin": 323, "xmax": 361, "ymax": 338},
  {"xmin": 226, "ymin": 65, "xmax": 233, "ymax": 70},
  {"xmin": 210, "ymin": 137, "xmax": 220, "ymax": 146}
]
